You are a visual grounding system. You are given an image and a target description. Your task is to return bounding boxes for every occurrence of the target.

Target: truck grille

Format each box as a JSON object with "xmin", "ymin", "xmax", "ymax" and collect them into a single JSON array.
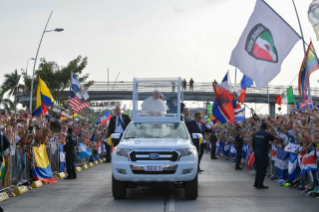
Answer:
[
  {"xmin": 129, "ymin": 150, "xmax": 179, "ymax": 162},
  {"xmin": 132, "ymin": 170, "xmax": 176, "ymax": 175}
]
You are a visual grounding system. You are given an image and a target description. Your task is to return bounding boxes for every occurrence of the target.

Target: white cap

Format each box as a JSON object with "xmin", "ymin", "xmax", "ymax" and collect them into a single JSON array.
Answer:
[{"xmin": 153, "ymin": 89, "xmax": 159, "ymax": 92}]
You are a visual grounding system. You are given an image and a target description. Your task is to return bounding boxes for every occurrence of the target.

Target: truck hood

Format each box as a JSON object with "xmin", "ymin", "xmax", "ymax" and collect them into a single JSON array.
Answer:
[{"xmin": 118, "ymin": 138, "xmax": 192, "ymax": 149}]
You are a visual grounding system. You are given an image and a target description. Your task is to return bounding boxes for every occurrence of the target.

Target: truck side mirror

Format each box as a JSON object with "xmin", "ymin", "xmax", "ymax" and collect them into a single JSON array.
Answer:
[{"xmin": 111, "ymin": 133, "xmax": 122, "ymax": 147}]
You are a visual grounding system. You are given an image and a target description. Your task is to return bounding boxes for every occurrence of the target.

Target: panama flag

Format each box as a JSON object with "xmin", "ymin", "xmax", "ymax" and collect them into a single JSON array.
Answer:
[
  {"xmin": 220, "ymin": 72, "xmax": 229, "ymax": 91},
  {"xmin": 275, "ymin": 147, "xmax": 289, "ymax": 179},
  {"xmin": 301, "ymin": 147, "xmax": 318, "ymax": 174},
  {"xmin": 78, "ymin": 143, "xmax": 92, "ymax": 159},
  {"xmin": 229, "ymin": 0, "xmax": 301, "ymax": 90},
  {"xmin": 242, "ymin": 143, "xmax": 249, "ymax": 159}
]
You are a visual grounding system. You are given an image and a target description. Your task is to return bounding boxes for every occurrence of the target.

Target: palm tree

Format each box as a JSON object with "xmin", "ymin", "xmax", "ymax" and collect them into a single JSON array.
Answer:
[
  {"xmin": 1, "ymin": 70, "xmax": 23, "ymax": 112},
  {"xmin": 1, "ymin": 69, "xmax": 21, "ymax": 97},
  {"xmin": 0, "ymin": 87, "xmax": 14, "ymax": 113}
]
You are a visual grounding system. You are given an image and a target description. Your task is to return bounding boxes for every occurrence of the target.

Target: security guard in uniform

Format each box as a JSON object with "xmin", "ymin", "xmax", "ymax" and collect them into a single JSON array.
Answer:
[
  {"xmin": 235, "ymin": 128, "xmax": 243, "ymax": 170},
  {"xmin": 64, "ymin": 127, "xmax": 77, "ymax": 179},
  {"xmin": 252, "ymin": 122, "xmax": 275, "ymax": 189}
]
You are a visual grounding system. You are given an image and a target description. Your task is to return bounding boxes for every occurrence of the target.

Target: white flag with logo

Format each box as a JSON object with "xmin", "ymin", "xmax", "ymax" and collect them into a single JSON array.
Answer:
[{"xmin": 229, "ymin": 0, "xmax": 301, "ymax": 90}]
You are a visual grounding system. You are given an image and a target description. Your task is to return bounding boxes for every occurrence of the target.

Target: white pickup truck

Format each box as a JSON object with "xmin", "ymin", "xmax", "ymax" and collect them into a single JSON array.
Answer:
[{"xmin": 111, "ymin": 78, "xmax": 200, "ymax": 199}]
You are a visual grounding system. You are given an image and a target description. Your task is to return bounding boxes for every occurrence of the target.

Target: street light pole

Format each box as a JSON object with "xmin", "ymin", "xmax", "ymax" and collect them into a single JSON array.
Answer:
[
  {"xmin": 26, "ymin": 58, "xmax": 35, "ymax": 77},
  {"xmin": 29, "ymin": 11, "xmax": 64, "ymax": 114}
]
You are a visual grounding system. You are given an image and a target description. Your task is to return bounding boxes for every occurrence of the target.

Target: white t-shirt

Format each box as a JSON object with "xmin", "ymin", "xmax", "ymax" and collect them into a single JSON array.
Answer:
[{"xmin": 15, "ymin": 136, "xmax": 21, "ymax": 144}]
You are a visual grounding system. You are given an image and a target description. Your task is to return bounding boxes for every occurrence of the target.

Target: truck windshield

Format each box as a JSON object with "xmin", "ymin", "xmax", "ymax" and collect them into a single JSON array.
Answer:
[{"xmin": 124, "ymin": 122, "xmax": 189, "ymax": 139}]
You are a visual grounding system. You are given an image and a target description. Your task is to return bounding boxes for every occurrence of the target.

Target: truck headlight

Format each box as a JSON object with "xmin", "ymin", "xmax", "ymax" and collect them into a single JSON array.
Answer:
[
  {"xmin": 116, "ymin": 148, "xmax": 132, "ymax": 157},
  {"xmin": 176, "ymin": 147, "xmax": 196, "ymax": 157}
]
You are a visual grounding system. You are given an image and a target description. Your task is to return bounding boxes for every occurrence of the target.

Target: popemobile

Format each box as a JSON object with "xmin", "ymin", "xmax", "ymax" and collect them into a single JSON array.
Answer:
[{"xmin": 111, "ymin": 77, "xmax": 200, "ymax": 199}]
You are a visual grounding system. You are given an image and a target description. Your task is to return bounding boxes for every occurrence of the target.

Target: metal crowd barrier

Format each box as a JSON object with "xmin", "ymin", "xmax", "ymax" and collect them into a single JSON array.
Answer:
[{"xmin": 0, "ymin": 141, "xmax": 107, "ymax": 195}]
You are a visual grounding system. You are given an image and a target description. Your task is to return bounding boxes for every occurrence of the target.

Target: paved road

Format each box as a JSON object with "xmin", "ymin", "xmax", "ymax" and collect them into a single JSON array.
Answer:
[{"xmin": 2, "ymin": 155, "xmax": 319, "ymax": 212}]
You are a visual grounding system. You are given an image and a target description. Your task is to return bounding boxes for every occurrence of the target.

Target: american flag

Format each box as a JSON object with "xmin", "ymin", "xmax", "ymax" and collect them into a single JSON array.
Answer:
[{"xmin": 68, "ymin": 90, "xmax": 89, "ymax": 113}]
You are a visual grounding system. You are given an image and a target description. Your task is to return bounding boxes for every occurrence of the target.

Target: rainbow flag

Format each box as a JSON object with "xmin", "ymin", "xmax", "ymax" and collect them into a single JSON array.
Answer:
[
  {"xmin": 32, "ymin": 76, "xmax": 54, "ymax": 117},
  {"xmin": 298, "ymin": 41, "xmax": 319, "ymax": 101},
  {"xmin": 31, "ymin": 144, "xmax": 57, "ymax": 183}
]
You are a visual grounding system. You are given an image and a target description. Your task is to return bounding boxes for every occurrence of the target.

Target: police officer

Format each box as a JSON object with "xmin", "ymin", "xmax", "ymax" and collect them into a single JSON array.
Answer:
[
  {"xmin": 252, "ymin": 122, "xmax": 275, "ymax": 189},
  {"xmin": 235, "ymin": 128, "xmax": 243, "ymax": 170},
  {"xmin": 64, "ymin": 127, "xmax": 77, "ymax": 179}
]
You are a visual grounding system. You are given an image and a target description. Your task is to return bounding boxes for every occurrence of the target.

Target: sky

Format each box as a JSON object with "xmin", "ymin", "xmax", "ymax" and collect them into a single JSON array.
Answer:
[{"xmin": 0, "ymin": 0, "xmax": 318, "ymax": 115}]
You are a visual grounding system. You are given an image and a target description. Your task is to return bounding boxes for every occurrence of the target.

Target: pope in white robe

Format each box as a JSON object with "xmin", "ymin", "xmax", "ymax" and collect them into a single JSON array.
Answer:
[{"xmin": 141, "ymin": 90, "xmax": 168, "ymax": 116}]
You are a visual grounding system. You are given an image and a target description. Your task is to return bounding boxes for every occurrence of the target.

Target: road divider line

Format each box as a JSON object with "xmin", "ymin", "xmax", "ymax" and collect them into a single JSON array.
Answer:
[{"xmin": 168, "ymin": 194, "xmax": 175, "ymax": 212}]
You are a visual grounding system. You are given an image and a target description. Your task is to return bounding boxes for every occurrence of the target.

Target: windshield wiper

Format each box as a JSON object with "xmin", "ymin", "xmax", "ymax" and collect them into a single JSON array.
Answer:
[{"xmin": 125, "ymin": 137, "xmax": 139, "ymax": 139}]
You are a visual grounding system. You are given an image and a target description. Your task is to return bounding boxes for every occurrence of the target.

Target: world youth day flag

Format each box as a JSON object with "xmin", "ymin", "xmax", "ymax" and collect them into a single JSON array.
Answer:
[
  {"xmin": 229, "ymin": 0, "xmax": 300, "ymax": 90},
  {"xmin": 31, "ymin": 144, "xmax": 57, "ymax": 183},
  {"xmin": 32, "ymin": 77, "xmax": 54, "ymax": 117}
]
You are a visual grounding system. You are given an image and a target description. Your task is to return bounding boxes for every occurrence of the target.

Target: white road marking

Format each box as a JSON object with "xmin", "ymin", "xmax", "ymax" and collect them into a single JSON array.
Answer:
[{"xmin": 168, "ymin": 194, "xmax": 175, "ymax": 212}]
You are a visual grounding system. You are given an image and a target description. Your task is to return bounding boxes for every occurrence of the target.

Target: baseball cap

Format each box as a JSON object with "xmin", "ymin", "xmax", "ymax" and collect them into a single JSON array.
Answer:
[
  {"xmin": 68, "ymin": 127, "xmax": 73, "ymax": 133},
  {"xmin": 260, "ymin": 122, "xmax": 267, "ymax": 129}
]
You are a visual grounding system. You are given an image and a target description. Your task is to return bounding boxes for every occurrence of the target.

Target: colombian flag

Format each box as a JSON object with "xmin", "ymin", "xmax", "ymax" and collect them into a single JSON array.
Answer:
[
  {"xmin": 31, "ymin": 144, "xmax": 57, "ymax": 183},
  {"xmin": 32, "ymin": 77, "xmax": 54, "ymax": 117}
]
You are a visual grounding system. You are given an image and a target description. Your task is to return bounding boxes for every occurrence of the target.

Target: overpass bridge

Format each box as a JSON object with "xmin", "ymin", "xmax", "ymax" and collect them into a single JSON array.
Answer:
[{"xmin": 17, "ymin": 82, "xmax": 319, "ymax": 116}]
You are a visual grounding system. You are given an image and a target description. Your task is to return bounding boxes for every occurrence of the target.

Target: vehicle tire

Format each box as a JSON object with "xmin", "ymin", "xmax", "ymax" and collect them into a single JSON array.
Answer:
[
  {"xmin": 184, "ymin": 174, "xmax": 198, "ymax": 200},
  {"xmin": 112, "ymin": 174, "xmax": 127, "ymax": 199}
]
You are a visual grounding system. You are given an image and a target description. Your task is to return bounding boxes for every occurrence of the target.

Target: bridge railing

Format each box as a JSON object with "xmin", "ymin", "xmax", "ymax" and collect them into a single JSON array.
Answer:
[{"xmin": 88, "ymin": 81, "xmax": 319, "ymax": 96}]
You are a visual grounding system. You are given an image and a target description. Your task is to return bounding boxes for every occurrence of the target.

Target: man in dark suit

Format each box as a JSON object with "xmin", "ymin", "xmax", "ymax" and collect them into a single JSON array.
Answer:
[
  {"xmin": 106, "ymin": 106, "xmax": 131, "ymax": 162},
  {"xmin": 187, "ymin": 112, "xmax": 213, "ymax": 172}
]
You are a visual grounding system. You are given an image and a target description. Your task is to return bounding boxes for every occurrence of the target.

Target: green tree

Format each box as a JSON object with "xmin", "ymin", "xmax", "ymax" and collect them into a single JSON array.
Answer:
[
  {"xmin": 22, "ymin": 55, "xmax": 94, "ymax": 103},
  {"xmin": 1, "ymin": 69, "xmax": 22, "ymax": 98},
  {"xmin": 0, "ymin": 86, "xmax": 14, "ymax": 112}
]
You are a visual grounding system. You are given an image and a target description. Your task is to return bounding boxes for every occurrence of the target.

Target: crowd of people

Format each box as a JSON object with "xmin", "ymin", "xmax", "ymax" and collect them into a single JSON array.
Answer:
[
  {"xmin": 0, "ymin": 109, "xmax": 117, "ymax": 186},
  {"xmin": 187, "ymin": 104, "xmax": 319, "ymax": 193}
]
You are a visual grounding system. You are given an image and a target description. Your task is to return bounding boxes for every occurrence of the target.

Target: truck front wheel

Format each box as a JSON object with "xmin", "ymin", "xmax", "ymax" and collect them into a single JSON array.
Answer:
[
  {"xmin": 184, "ymin": 174, "xmax": 198, "ymax": 200},
  {"xmin": 112, "ymin": 174, "xmax": 127, "ymax": 199}
]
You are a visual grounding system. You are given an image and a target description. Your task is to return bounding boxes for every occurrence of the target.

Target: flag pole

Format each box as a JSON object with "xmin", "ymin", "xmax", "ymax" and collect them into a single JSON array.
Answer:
[
  {"xmin": 267, "ymin": 84, "xmax": 270, "ymax": 116},
  {"xmin": 292, "ymin": 0, "xmax": 311, "ymax": 98},
  {"xmin": 234, "ymin": 68, "xmax": 237, "ymax": 94},
  {"xmin": 214, "ymin": 84, "xmax": 260, "ymax": 120}
]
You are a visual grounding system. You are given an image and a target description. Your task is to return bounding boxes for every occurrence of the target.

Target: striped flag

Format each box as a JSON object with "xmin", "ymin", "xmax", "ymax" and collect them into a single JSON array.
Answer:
[
  {"xmin": 68, "ymin": 90, "xmax": 90, "ymax": 113},
  {"xmin": 68, "ymin": 72, "xmax": 90, "ymax": 113}
]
